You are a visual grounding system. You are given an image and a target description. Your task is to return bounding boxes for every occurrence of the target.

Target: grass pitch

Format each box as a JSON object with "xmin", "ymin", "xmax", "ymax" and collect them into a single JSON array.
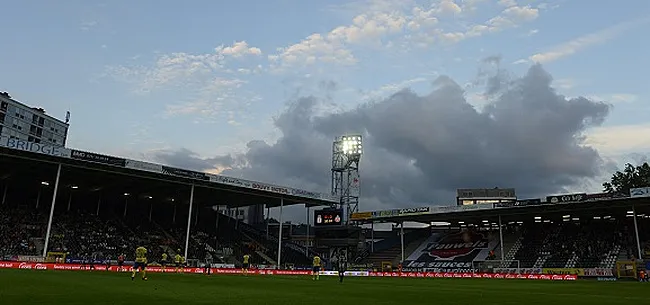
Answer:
[{"xmin": 0, "ymin": 269, "xmax": 646, "ymax": 305}]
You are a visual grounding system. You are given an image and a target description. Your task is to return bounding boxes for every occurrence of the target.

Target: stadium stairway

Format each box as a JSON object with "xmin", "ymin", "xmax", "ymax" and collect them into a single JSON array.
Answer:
[
  {"xmin": 255, "ymin": 250, "xmax": 276, "ymax": 265},
  {"xmin": 362, "ymin": 228, "xmax": 430, "ymax": 266}
]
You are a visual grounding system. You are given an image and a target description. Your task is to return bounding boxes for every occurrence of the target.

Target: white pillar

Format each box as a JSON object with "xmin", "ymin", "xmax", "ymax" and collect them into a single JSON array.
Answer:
[
  {"xmin": 148, "ymin": 202, "xmax": 153, "ymax": 222},
  {"xmin": 266, "ymin": 205, "xmax": 270, "ymax": 239},
  {"xmin": 67, "ymin": 193, "xmax": 72, "ymax": 212},
  {"xmin": 371, "ymin": 222, "xmax": 375, "ymax": 253},
  {"xmin": 123, "ymin": 198, "xmax": 128, "ymax": 217},
  {"xmin": 35, "ymin": 188, "xmax": 42, "ymax": 209},
  {"xmin": 400, "ymin": 222, "xmax": 405, "ymax": 263},
  {"xmin": 195, "ymin": 204, "xmax": 199, "ymax": 227},
  {"xmin": 632, "ymin": 205, "xmax": 642, "ymax": 260},
  {"xmin": 306, "ymin": 205, "xmax": 310, "ymax": 255},
  {"xmin": 235, "ymin": 207, "xmax": 239, "ymax": 229},
  {"xmin": 96, "ymin": 195, "xmax": 101, "ymax": 216},
  {"xmin": 184, "ymin": 184, "xmax": 195, "ymax": 259},
  {"xmin": 172, "ymin": 205, "xmax": 177, "ymax": 224},
  {"xmin": 42, "ymin": 164, "xmax": 62, "ymax": 257},
  {"xmin": 499, "ymin": 215, "xmax": 505, "ymax": 261},
  {"xmin": 1, "ymin": 184, "xmax": 7, "ymax": 205},
  {"xmin": 277, "ymin": 198, "xmax": 284, "ymax": 267}
]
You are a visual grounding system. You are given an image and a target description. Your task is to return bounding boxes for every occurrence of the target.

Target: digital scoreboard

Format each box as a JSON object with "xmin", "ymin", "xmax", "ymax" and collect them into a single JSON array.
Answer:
[{"xmin": 314, "ymin": 209, "xmax": 343, "ymax": 227}]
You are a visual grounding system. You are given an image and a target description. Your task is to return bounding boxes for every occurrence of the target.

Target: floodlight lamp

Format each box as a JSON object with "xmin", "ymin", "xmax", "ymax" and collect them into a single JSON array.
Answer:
[
  {"xmin": 340, "ymin": 135, "xmax": 363, "ymax": 155},
  {"xmin": 123, "ymin": 192, "xmax": 130, "ymax": 196},
  {"xmin": 41, "ymin": 181, "xmax": 49, "ymax": 186},
  {"xmin": 71, "ymin": 185, "xmax": 79, "ymax": 189}
]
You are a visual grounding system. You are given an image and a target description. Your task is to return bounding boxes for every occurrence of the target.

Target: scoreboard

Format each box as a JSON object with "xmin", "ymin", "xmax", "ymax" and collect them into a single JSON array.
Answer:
[{"xmin": 314, "ymin": 209, "xmax": 343, "ymax": 227}]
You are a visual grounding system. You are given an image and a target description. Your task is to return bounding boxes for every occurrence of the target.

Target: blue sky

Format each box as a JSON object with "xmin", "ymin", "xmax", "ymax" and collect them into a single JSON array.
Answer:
[{"xmin": 1, "ymin": 0, "xmax": 649, "ymax": 166}]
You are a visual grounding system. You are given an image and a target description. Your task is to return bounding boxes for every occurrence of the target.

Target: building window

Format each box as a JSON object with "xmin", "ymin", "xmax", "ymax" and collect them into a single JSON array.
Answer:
[
  {"xmin": 0, "ymin": 101, "xmax": 7, "ymax": 111},
  {"xmin": 28, "ymin": 136, "xmax": 34, "ymax": 142},
  {"xmin": 38, "ymin": 117, "xmax": 44, "ymax": 126},
  {"xmin": 53, "ymin": 139, "xmax": 57, "ymax": 143},
  {"xmin": 34, "ymin": 138, "xmax": 40, "ymax": 144},
  {"xmin": 0, "ymin": 112, "xmax": 4, "ymax": 124},
  {"xmin": 30, "ymin": 125, "xmax": 37, "ymax": 134}
]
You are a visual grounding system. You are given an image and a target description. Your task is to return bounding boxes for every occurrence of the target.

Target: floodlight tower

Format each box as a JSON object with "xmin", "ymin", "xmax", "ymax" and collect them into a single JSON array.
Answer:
[{"xmin": 331, "ymin": 135, "xmax": 362, "ymax": 224}]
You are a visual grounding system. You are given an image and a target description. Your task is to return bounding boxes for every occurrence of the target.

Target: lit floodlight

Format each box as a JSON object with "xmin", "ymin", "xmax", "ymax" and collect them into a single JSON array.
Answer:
[
  {"xmin": 71, "ymin": 185, "xmax": 79, "ymax": 189},
  {"xmin": 340, "ymin": 135, "xmax": 362, "ymax": 156},
  {"xmin": 41, "ymin": 181, "xmax": 49, "ymax": 186}
]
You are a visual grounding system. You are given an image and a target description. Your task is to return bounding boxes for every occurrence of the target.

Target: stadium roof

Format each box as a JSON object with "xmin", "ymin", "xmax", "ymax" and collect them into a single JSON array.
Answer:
[
  {"xmin": 351, "ymin": 196, "xmax": 650, "ymax": 224},
  {"xmin": 0, "ymin": 136, "xmax": 337, "ymax": 208}
]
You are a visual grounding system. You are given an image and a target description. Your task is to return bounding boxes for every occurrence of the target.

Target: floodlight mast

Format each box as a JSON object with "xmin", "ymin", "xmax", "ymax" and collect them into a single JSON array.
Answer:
[{"xmin": 331, "ymin": 135, "xmax": 362, "ymax": 225}]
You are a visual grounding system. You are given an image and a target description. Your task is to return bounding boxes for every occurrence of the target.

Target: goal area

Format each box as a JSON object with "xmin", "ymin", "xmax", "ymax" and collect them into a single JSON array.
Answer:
[{"xmin": 472, "ymin": 260, "xmax": 521, "ymax": 273}]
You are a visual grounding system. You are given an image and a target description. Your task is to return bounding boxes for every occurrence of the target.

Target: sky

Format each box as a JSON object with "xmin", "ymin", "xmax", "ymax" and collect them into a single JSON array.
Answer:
[{"xmin": 1, "ymin": 0, "xmax": 649, "ymax": 222}]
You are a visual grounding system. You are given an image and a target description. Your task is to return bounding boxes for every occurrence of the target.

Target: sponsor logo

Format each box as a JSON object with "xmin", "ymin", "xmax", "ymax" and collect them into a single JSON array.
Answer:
[
  {"xmin": 291, "ymin": 189, "xmax": 320, "ymax": 198},
  {"xmin": 71, "ymin": 150, "xmax": 126, "ymax": 166},
  {"xmin": 399, "ymin": 207, "xmax": 430, "ymax": 215},
  {"xmin": 423, "ymin": 231, "xmax": 488, "ymax": 259},
  {"xmin": 18, "ymin": 263, "xmax": 32, "ymax": 269},
  {"xmin": 546, "ymin": 194, "xmax": 586, "ymax": 204},
  {"xmin": 251, "ymin": 183, "xmax": 289, "ymax": 194},
  {"xmin": 125, "ymin": 160, "xmax": 161, "ymax": 173},
  {"xmin": 34, "ymin": 264, "xmax": 47, "ymax": 270},
  {"xmin": 630, "ymin": 187, "xmax": 650, "ymax": 198},
  {"xmin": 542, "ymin": 268, "xmax": 584, "ymax": 276},
  {"xmin": 2, "ymin": 137, "xmax": 70, "ymax": 157},
  {"xmin": 514, "ymin": 199, "xmax": 541, "ymax": 206},
  {"xmin": 161, "ymin": 166, "xmax": 208, "ymax": 180}
]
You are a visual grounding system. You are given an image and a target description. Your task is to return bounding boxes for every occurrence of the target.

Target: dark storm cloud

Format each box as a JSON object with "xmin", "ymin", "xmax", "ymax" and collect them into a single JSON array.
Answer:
[{"xmin": 154, "ymin": 64, "xmax": 611, "ymax": 213}]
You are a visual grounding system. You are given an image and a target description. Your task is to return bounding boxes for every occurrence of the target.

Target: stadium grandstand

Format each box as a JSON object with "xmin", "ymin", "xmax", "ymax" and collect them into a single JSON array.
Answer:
[
  {"xmin": 350, "ymin": 190, "xmax": 650, "ymax": 280},
  {"xmin": 0, "ymin": 135, "xmax": 333, "ymax": 270},
  {"xmin": 1, "ymin": 134, "xmax": 650, "ymax": 283}
]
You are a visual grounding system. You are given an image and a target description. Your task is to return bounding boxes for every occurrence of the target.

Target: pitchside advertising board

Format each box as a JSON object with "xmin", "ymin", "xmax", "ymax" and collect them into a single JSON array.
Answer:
[
  {"xmin": 0, "ymin": 136, "xmax": 336, "ymax": 203},
  {"xmin": 314, "ymin": 209, "xmax": 344, "ymax": 227},
  {"xmin": 0, "ymin": 262, "xmax": 577, "ymax": 280}
]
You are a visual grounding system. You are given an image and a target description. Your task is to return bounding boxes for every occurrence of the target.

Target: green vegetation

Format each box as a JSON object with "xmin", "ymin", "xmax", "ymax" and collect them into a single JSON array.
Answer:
[
  {"xmin": 0, "ymin": 269, "xmax": 646, "ymax": 305},
  {"xmin": 603, "ymin": 162, "xmax": 650, "ymax": 194}
]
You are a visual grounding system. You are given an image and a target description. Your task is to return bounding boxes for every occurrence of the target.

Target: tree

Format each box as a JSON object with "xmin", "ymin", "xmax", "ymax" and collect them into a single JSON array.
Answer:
[{"xmin": 603, "ymin": 162, "xmax": 650, "ymax": 195}]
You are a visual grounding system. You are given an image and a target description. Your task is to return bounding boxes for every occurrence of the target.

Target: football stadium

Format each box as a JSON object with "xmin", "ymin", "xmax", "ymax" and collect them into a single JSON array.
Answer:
[{"xmin": 1, "ymin": 132, "xmax": 650, "ymax": 305}]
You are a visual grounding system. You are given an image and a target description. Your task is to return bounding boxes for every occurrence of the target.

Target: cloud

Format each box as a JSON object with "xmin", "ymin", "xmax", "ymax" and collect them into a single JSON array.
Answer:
[
  {"xmin": 586, "ymin": 123, "xmax": 650, "ymax": 155},
  {"xmin": 587, "ymin": 93, "xmax": 638, "ymax": 104},
  {"xmin": 154, "ymin": 64, "xmax": 612, "ymax": 218},
  {"xmin": 530, "ymin": 17, "xmax": 650, "ymax": 64},
  {"xmin": 106, "ymin": 40, "xmax": 262, "ymax": 92},
  {"xmin": 217, "ymin": 41, "xmax": 262, "ymax": 57},
  {"xmin": 80, "ymin": 21, "xmax": 98, "ymax": 31},
  {"xmin": 270, "ymin": 1, "xmax": 540, "ymax": 70},
  {"xmin": 105, "ymin": 41, "xmax": 263, "ymax": 120}
]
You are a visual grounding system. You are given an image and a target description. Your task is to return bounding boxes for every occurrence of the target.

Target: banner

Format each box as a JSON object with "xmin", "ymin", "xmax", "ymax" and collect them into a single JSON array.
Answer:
[
  {"xmin": 0, "ymin": 136, "xmax": 71, "ymax": 157},
  {"xmin": 541, "ymin": 268, "xmax": 584, "ymax": 276},
  {"xmin": 546, "ymin": 193, "xmax": 586, "ymax": 204},
  {"xmin": 70, "ymin": 149, "xmax": 126, "ymax": 167},
  {"xmin": 0, "ymin": 262, "xmax": 577, "ymax": 280},
  {"xmin": 583, "ymin": 268, "xmax": 614, "ymax": 277},
  {"xmin": 399, "ymin": 207, "xmax": 430, "ymax": 216},
  {"xmin": 494, "ymin": 268, "xmax": 541, "ymax": 274},
  {"xmin": 125, "ymin": 160, "xmax": 162, "ymax": 173},
  {"xmin": 514, "ymin": 199, "xmax": 542, "ymax": 206},
  {"xmin": 630, "ymin": 187, "xmax": 650, "ymax": 198},
  {"xmin": 350, "ymin": 212, "xmax": 372, "ymax": 220},
  {"xmin": 161, "ymin": 165, "xmax": 209, "ymax": 180}
]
